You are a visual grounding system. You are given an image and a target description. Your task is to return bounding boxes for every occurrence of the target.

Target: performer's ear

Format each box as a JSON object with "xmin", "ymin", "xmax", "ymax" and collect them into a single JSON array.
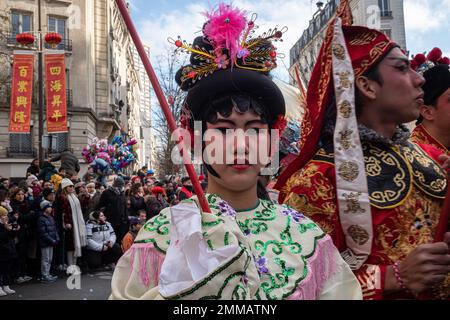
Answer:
[
  {"xmin": 355, "ymin": 76, "xmax": 377, "ymax": 101},
  {"xmin": 419, "ymin": 104, "xmax": 436, "ymax": 121}
]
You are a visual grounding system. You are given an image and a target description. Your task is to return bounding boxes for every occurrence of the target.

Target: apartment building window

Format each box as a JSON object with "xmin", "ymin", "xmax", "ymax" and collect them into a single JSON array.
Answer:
[
  {"xmin": 9, "ymin": 132, "xmax": 33, "ymax": 157},
  {"xmin": 49, "ymin": 133, "xmax": 69, "ymax": 154},
  {"xmin": 11, "ymin": 11, "xmax": 32, "ymax": 36},
  {"xmin": 378, "ymin": 0, "xmax": 392, "ymax": 17},
  {"xmin": 48, "ymin": 16, "xmax": 67, "ymax": 50}
]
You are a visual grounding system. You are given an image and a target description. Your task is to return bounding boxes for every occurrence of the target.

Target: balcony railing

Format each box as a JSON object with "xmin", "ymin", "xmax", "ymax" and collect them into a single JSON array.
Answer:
[
  {"xmin": 6, "ymin": 147, "xmax": 37, "ymax": 158},
  {"xmin": 6, "ymin": 32, "xmax": 38, "ymax": 48},
  {"xmin": 44, "ymin": 38, "xmax": 73, "ymax": 52},
  {"xmin": 380, "ymin": 10, "xmax": 393, "ymax": 17},
  {"xmin": 6, "ymin": 32, "xmax": 72, "ymax": 52}
]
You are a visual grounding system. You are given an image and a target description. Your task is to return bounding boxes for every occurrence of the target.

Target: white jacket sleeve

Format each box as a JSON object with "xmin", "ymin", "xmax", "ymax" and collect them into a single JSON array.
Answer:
[{"xmin": 86, "ymin": 223, "xmax": 103, "ymax": 252}]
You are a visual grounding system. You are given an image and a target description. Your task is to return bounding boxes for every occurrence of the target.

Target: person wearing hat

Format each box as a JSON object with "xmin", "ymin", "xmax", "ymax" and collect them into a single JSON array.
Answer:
[
  {"xmin": 96, "ymin": 176, "xmax": 128, "ymax": 243},
  {"xmin": 110, "ymin": 3, "xmax": 361, "ymax": 300},
  {"xmin": 85, "ymin": 182, "xmax": 101, "ymax": 216},
  {"xmin": 276, "ymin": 1, "xmax": 450, "ymax": 300},
  {"xmin": 54, "ymin": 178, "xmax": 87, "ymax": 275},
  {"xmin": 42, "ymin": 188, "xmax": 56, "ymax": 204},
  {"xmin": 0, "ymin": 206, "xmax": 18, "ymax": 296},
  {"xmin": 410, "ymin": 49, "xmax": 450, "ymax": 156},
  {"xmin": 37, "ymin": 200, "xmax": 59, "ymax": 283}
]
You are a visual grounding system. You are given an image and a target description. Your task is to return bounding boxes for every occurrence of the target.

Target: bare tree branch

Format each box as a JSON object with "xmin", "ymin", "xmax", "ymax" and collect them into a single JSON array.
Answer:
[{"xmin": 152, "ymin": 45, "xmax": 188, "ymax": 178}]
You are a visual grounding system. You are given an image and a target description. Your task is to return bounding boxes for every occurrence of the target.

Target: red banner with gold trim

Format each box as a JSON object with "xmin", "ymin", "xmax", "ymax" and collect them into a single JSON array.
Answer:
[
  {"xmin": 9, "ymin": 52, "xmax": 35, "ymax": 133},
  {"xmin": 44, "ymin": 53, "xmax": 68, "ymax": 133}
]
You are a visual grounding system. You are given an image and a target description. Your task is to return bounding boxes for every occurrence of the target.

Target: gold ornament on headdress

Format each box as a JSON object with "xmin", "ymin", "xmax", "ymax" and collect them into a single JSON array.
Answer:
[{"xmin": 169, "ymin": 8, "xmax": 288, "ymax": 87}]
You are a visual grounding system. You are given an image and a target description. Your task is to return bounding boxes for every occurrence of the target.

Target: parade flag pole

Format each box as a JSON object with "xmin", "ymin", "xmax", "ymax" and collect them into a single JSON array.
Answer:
[{"xmin": 114, "ymin": 0, "xmax": 211, "ymax": 213}]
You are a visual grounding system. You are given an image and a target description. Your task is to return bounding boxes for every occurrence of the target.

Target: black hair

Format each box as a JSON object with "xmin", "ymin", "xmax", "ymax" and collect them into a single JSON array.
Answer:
[
  {"xmin": 355, "ymin": 45, "xmax": 401, "ymax": 115},
  {"xmin": 0, "ymin": 189, "xmax": 8, "ymax": 202},
  {"xmin": 186, "ymin": 93, "xmax": 276, "ymax": 129},
  {"xmin": 91, "ymin": 210, "xmax": 102, "ymax": 220},
  {"xmin": 181, "ymin": 177, "xmax": 190, "ymax": 184}
]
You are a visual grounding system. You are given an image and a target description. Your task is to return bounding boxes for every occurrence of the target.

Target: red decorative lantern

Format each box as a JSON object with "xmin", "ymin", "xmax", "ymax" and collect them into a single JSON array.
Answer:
[
  {"xmin": 16, "ymin": 33, "xmax": 35, "ymax": 46},
  {"xmin": 44, "ymin": 32, "xmax": 62, "ymax": 48}
]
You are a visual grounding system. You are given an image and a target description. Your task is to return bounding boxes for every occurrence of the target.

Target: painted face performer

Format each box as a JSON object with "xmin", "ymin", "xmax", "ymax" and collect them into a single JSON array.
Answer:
[
  {"xmin": 410, "ymin": 48, "xmax": 450, "ymax": 156},
  {"xmin": 275, "ymin": 1, "xmax": 450, "ymax": 300},
  {"xmin": 110, "ymin": 3, "xmax": 362, "ymax": 300}
]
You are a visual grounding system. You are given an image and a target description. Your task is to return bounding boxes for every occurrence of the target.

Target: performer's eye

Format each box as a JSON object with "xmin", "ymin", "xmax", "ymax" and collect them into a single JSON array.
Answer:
[{"xmin": 395, "ymin": 65, "xmax": 408, "ymax": 72}]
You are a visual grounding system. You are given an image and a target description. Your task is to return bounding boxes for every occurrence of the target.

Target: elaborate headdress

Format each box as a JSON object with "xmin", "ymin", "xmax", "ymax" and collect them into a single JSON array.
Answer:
[
  {"xmin": 411, "ymin": 47, "xmax": 450, "ymax": 106},
  {"xmin": 171, "ymin": 3, "xmax": 287, "ymax": 123},
  {"xmin": 275, "ymin": 0, "xmax": 397, "ymax": 269}
]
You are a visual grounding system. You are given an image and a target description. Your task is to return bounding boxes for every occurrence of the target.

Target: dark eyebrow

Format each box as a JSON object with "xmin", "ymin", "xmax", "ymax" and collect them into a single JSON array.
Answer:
[
  {"xmin": 387, "ymin": 57, "xmax": 410, "ymax": 65},
  {"xmin": 212, "ymin": 119, "xmax": 236, "ymax": 126},
  {"xmin": 245, "ymin": 120, "xmax": 266, "ymax": 126}
]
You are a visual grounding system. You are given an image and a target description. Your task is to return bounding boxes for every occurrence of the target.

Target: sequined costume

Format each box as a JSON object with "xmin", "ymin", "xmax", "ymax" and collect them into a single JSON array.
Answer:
[{"xmin": 110, "ymin": 195, "xmax": 361, "ymax": 300}]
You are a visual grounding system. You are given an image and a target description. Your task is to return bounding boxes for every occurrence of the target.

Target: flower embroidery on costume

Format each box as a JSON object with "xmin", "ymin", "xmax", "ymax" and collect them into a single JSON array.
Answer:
[
  {"xmin": 254, "ymin": 255, "xmax": 269, "ymax": 276},
  {"xmin": 217, "ymin": 199, "xmax": 237, "ymax": 218},
  {"xmin": 281, "ymin": 205, "xmax": 305, "ymax": 223}
]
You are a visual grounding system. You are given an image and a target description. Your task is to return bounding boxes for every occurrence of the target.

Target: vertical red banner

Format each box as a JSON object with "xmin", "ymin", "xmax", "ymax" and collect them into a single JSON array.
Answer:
[
  {"xmin": 9, "ymin": 52, "xmax": 35, "ymax": 133},
  {"xmin": 44, "ymin": 53, "xmax": 68, "ymax": 133}
]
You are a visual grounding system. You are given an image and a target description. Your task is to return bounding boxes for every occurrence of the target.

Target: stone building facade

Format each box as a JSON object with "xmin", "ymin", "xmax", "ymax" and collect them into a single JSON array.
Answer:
[
  {"xmin": 289, "ymin": 0, "xmax": 407, "ymax": 88},
  {"xmin": 0, "ymin": 0, "xmax": 143, "ymax": 178}
]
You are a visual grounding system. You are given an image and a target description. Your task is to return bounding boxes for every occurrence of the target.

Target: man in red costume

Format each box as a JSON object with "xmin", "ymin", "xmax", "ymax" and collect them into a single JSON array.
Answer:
[
  {"xmin": 410, "ymin": 49, "xmax": 450, "ymax": 157},
  {"xmin": 275, "ymin": 2, "xmax": 450, "ymax": 300}
]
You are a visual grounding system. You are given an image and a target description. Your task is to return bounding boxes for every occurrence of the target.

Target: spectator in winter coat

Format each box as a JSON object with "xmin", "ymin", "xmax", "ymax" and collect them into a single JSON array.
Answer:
[
  {"xmin": 85, "ymin": 183, "xmax": 101, "ymax": 218},
  {"xmin": 26, "ymin": 159, "xmax": 40, "ymax": 177},
  {"xmin": 85, "ymin": 211, "xmax": 122, "ymax": 270},
  {"xmin": 37, "ymin": 201, "xmax": 59, "ymax": 283},
  {"xmin": 0, "ymin": 206, "xmax": 17, "ymax": 297},
  {"xmin": 128, "ymin": 183, "xmax": 147, "ymax": 217},
  {"xmin": 54, "ymin": 179, "xmax": 87, "ymax": 275},
  {"xmin": 82, "ymin": 166, "xmax": 97, "ymax": 184},
  {"xmin": 96, "ymin": 177, "xmax": 128, "ymax": 243},
  {"xmin": 42, "ymin": 188, "xmax": 56, "ymax": 204},
  {"xmin": 10, "ymin": 188, "xmax": 34, "ymax": 283},
  {"xmin": 121, "ymin": 217, "xmax": 143, "ymax": 253},
  {"xmin": 50, "ymin": 149, "xmax": 80, "ymax": 178},
  {"xmin": 38, "ymin": 161, "xmax": 57, "ymax": 182}
]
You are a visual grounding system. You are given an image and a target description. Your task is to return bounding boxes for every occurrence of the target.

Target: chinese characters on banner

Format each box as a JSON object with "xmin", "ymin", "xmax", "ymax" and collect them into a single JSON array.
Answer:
[
  {"xmin": 9, "ymin": 52, "xmax": 35, "ymax": 133},
  {"xmin": 44, "ymin": 52, "xmax": 68, "ymax": 133}
]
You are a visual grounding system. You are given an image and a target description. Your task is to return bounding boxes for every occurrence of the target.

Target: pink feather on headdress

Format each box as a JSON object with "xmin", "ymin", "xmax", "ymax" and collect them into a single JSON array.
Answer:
[{"xmin": 203, "ymin": 3, "xmax": 247, "ymax": 63}]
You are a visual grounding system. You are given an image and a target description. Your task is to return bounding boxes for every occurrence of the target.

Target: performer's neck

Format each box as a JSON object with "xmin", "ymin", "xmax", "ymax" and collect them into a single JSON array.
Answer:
[
  {"xmin": 358, "ymin": 112, "xmax": 398, "ymax": 140},
  {"xmin": 207, "ymin": 180, "xmax": 259, "ymax": 212},
  {"xmin": 422, "ymin": 122, "xmax": 450, "ymax": 150}
]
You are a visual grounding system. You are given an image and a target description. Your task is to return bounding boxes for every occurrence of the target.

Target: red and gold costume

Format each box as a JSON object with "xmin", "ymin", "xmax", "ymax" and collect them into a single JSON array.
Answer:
[
  {"xmin": 411, "ymin": 124, "xmax": 450, "ymax": 157},
  {"xmin": 282, "ymin": 139, "xmax": 448, "ymax": 299},
  {"xmin": 275, "ymin": 0, "xmax": 449, "ymax": 300}
]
